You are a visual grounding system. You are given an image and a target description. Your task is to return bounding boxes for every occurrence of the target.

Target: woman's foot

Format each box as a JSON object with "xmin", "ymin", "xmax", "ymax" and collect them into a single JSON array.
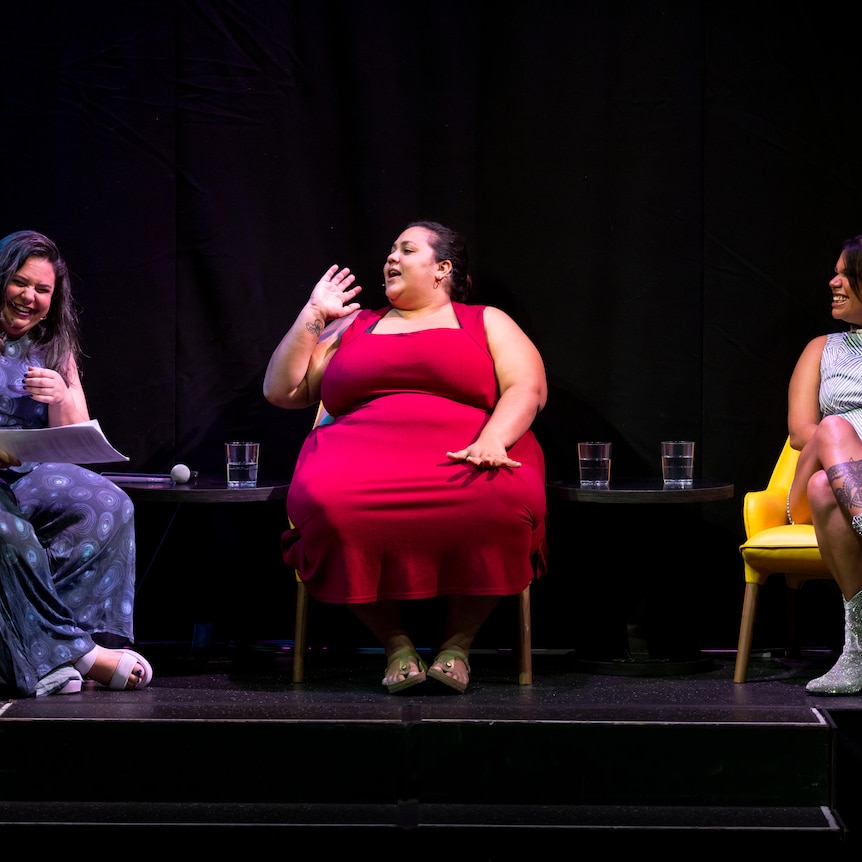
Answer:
[
  {"xmin": 428, "ymin": 647, "xmax": 470, "ymax": 693},
  {"xmin": 382, "ymin": 646, "xmax": 427, "ymax": 693},
  {"xmin": 75, "ymin": 646, "xmax": 153, "ymax": 690}
]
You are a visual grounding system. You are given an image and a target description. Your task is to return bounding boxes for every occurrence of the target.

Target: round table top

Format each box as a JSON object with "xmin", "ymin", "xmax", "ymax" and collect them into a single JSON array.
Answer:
[
  {"xmin": 545, "ymin": 478, "xmax": 734, "ymax": 504},
  {"xmin": 104, "ymin": 473, "xmax": 290, "ymax": 504}
]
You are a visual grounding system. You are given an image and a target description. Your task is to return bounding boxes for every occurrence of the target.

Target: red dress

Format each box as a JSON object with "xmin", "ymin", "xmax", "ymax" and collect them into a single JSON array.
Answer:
[{"xmin": 282, "ymin": 302, "xmax": 547, "ymax": 603}]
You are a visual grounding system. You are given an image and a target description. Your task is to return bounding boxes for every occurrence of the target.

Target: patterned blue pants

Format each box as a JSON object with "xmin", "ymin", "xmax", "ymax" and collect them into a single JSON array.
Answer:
[{"xmin": 0, "ymin": 463, "xmax": 136, "ymax": 696}]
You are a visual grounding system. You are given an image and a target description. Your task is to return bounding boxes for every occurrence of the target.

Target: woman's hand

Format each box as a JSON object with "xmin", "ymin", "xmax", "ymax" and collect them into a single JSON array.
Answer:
[
  {"xmin": 447, "ymin": 436, "xmax": 522, "ymax": 470},
  {"xmin": 22, "ymin": 367, "xmax": 70, "ymax": 405},
  {"xmin": 308, "ymin": 265, "xmax": 362, "ymax": 322}
]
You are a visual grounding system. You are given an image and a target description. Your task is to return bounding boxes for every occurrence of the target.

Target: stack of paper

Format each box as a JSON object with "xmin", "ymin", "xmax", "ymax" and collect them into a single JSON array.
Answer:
[{"xmin": 0, "ymin": 419, "xmax": 129, "ymax": 464}]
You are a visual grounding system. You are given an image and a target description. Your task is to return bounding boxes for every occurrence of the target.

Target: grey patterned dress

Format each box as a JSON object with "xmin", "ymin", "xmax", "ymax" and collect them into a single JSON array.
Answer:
[
  {"xmin": 819, "ymin": 330, "xmax": 862, "ymax": 438},
  {"xmin": 0, "ymin": 334, "xmax": 136, "ymax": 696}
]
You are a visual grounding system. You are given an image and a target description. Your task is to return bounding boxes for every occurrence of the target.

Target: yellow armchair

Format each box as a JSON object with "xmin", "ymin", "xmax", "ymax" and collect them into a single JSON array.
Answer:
[{"xmin": 734, "ymin": 437, "xmax": 831, "ymax": 682}]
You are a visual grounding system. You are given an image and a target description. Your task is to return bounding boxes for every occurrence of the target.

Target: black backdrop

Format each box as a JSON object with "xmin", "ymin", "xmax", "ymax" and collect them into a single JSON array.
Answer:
[{"xmin": 1, "ymin": 1, "xmax": 859, "ymax": 652}]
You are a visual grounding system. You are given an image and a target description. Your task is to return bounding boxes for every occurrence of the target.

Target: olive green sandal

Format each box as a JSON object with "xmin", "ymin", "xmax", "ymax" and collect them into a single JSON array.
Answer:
[
  {"xmin": 427, "ymin": 648, "xmax": 471, "ymax": 694},
  {"xmin": 382, "ymin": 647, "xmax": 427, "ymax": 694}
]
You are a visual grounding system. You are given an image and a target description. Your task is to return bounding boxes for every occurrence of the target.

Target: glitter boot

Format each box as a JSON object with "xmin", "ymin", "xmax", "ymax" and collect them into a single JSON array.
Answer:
[{"xmin": 806, "ymin": 589, "xmax": 862, "ymax": 695}]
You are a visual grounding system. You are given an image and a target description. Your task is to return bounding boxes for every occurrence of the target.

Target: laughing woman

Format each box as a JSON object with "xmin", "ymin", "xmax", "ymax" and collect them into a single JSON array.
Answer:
[
  {"xmin": 787, "ymin": 233, "xmax": 862, "ymax": 695},
  {"xmin": 0, "ymin": 229, "xmax": 153, "ymax": 697}
]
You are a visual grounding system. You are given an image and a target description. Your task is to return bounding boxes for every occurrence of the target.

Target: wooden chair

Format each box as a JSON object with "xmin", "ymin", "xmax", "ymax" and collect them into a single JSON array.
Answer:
[
  {"xmin": 291, "ymin": 403, "xmax": 534, "ymax": 685},
  {"xmin": 734, "ymin": 437, "xmax": 832, "ymax": 682}
]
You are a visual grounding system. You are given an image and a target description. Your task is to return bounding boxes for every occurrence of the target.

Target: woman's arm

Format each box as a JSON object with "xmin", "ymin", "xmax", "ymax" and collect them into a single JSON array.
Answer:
[
  {"xmin": 788, "ymin": 335, "xmax": 826, "ymax": 450},
  {"xmin": 447, "ymin": 307, "xmax": 547, "ymax": 469},
  {"xmin": 787, "ymin": 334, "xmax": 827, "ymax": 523},
  {"xmin": 263, "ymin": 265, "xmax": 362, "ymax": 410}
]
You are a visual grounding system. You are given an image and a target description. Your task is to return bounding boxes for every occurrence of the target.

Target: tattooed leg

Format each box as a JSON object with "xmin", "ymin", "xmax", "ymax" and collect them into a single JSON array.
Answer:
[{"xmin": 826, "ymin": 459, "xmax": 862, "ymax": 538}]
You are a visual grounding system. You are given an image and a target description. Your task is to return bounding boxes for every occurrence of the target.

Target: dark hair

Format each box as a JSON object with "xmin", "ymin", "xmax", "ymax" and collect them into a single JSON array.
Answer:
[
  {"xmin": 406, "ymin": 220, "xmax": 472, "ymax": 302},
  {"xmin": 0, "ymin": 230, "xmax": 81, "ymax": 383},
  {"xmin": 841, "ymin": 235, "xmax": 862, "ymax": 303}
]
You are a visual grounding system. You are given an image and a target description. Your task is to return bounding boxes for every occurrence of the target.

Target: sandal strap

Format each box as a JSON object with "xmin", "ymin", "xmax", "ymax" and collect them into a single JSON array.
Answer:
[
  {"xmin": 385, "ymin": 647, "xmax": 427, "ymax": 676},
  {"xmin": 432, "ymin": 648, "xmax": 471, "ymax": 673}
]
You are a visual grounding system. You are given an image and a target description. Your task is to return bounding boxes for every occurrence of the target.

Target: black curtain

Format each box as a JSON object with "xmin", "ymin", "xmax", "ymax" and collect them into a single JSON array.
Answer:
[{"xmin": 0, "ymin": 0, "xmax": 859, "ymax": 650}]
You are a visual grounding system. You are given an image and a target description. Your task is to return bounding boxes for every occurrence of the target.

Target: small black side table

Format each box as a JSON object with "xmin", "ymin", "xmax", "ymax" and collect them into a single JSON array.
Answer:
[
  {"xmin": 546, "ymin": 478, "xmax": 735, "ymax": 676},
  {"xmin": 114, "ymin": 474, "xmax": 290, "ymax": 505},
  {"xmin": 546, "ymin": 479, "xmax": 734, "ymax": 505},
  {"xmin": 109, "ymin": 474, "xmax": 291, "ymax": 649}
]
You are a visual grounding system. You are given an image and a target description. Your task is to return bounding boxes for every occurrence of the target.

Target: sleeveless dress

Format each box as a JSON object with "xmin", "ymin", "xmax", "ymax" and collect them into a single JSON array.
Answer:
[
  {"xmin": 819, "ymin": 330, "xmax": 862, "ymax": 438},
  {"xmin": 282, "ymin": 302, "xmax": 548, "ymax": 604},
  {"xmin": 0, "ymin": 334, "xmax": 136, "ymax": 696}
]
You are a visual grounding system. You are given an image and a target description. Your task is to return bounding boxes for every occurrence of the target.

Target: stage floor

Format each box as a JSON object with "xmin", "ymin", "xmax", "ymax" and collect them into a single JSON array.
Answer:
[
  {"xmin": 1, "ymin": 644, "xmax": 861, "ymax": 852},
  {"xmin": 3, "ymin": 643, "xmax": 861, "ymax": 722}
]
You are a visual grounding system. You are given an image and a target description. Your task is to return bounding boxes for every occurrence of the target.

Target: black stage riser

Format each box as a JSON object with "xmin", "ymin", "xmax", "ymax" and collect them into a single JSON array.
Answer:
[{"xmin": 0, "ymin": 715, "xmax": 846, "ymax": 850}]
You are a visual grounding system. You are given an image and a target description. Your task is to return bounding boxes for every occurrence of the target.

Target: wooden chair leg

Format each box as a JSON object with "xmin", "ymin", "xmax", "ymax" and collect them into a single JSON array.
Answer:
[
  {"xmin": 518, "ymin": 583, "xmax": 532, "ymax": 685},
  {"xmin": 733, "ymin": 581, "xmax": 760, "ymax": 683},
  {"xmin": 293, "ymin": 578, "xmax": 309, "ymax": 684}
]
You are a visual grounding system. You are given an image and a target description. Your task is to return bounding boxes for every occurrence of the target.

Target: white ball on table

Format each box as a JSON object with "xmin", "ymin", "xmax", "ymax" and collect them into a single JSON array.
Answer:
[{"xmin": 170, "ymin": 463, "xmax": 192, "ymax": 484}]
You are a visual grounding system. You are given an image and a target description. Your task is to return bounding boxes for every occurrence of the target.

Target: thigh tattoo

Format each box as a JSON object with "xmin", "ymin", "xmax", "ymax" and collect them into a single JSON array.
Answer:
[{"xmin": 826, "ymin": 459, "xmax": 862, "ymax": 510}]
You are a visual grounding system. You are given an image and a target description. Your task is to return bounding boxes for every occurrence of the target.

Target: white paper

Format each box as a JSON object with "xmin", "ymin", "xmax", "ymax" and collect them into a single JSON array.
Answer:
[{"xmin": 0, "ymin": 419, "xmax": 129, "ymax": 464}]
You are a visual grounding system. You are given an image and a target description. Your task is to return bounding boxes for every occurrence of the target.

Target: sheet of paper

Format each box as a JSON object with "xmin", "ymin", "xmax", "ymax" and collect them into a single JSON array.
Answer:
[{"xmin": 0, "ymin": 419, "xmax": 129, "ymax": 464}]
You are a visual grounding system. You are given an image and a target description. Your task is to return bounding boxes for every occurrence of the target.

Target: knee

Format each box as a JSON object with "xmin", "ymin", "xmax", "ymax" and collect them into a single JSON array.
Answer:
[
  {"xmin": 816, "ymin": 414, "xmax": 859, "ymax": 446},
  {"xmin": 808, "ymin": 470, "xmax": 836, "ymax": 511}
]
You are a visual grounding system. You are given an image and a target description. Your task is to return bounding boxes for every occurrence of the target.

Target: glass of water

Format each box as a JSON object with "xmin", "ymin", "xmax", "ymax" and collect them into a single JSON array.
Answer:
[
  {"xmin": 578, "ymin": 441, "xmax": 612, "ymax": 488},
  {"xmin": 225, "ymin": 441, "xmax": 260, "ymax": 488},
  {"xmin": 661, "ymin": 440, "xmax": 694, "ymax": 488}
]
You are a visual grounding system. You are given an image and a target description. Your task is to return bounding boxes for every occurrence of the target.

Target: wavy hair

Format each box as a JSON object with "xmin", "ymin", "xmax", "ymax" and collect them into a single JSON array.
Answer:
[{"xmin": 0, "ymin": 230, "xmax": 81, "ymax": 384}]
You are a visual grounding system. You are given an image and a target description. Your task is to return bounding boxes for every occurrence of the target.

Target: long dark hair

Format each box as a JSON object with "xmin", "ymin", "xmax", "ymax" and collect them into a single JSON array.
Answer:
[
  {"xmin": 406, "ymin": 220, "xmax": 473, "ymax": 302},
  {"xmin": 0, "ymin": 230, "xmax": 81, "ymax": 383}
]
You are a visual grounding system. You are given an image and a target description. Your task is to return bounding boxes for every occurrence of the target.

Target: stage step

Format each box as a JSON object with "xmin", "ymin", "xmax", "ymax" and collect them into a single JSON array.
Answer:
[
  {"xmin": 0, "ymin": 708, "xmax": 846, "ymax": 849},
  {"xmin": 0, "ymin": 802, "xmax": 845, "ymax": 850}
]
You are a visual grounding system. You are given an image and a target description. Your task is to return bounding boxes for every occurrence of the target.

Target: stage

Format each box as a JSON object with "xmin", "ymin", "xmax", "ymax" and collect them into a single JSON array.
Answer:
[{"xmin": 1, "ymin": 642, "xmax": 860, "ymax": 853}]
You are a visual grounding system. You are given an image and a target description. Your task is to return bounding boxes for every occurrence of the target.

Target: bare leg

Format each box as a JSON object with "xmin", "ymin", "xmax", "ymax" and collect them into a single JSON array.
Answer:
[
  {"xmin": 348, "ymin": 600, "xmax": 424, "ymax": 685},
  {"xmin": 789, "ymin": 414, "xmax": 862, "ymax": 526},
  {"xmin": 809, "ymin": 470, "xmax": 862, "ymax": 601},
  {"xmin": 805, "ymin": 470, "xmax": 862, "ymax": 694}
]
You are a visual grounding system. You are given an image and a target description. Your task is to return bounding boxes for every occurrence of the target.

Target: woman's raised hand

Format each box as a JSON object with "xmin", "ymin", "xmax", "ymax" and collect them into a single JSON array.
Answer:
[{"xmin": 309, "ymin": 265, "xmax": 362, "ymax": 320}]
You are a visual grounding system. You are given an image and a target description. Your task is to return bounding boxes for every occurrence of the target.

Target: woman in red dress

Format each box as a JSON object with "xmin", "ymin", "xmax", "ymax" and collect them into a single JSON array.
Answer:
[{"xmin": 264, "ymin": 221, "xmax": 547, "ymax": 693}]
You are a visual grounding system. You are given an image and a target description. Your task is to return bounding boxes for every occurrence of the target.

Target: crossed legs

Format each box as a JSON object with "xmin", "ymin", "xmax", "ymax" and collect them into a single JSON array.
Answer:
[
  {"xmin": 788, "ymin": 415, "xmax": 862, "ymax": 693},
  {"xmin": 790, "ymin": 415, "xmax": 862, "ymax": 601}
]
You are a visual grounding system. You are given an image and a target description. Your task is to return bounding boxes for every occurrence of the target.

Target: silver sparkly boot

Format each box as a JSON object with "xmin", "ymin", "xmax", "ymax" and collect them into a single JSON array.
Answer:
[{"xmin": 806, "ymin": 589, "xmax": 862, "ymax": 695}]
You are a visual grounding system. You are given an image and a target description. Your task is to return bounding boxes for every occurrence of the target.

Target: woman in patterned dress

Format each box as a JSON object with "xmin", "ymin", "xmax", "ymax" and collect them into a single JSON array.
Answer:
[{"xmin": 0, "ymin": 230, "xmax": 152, "ymax": 697}]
